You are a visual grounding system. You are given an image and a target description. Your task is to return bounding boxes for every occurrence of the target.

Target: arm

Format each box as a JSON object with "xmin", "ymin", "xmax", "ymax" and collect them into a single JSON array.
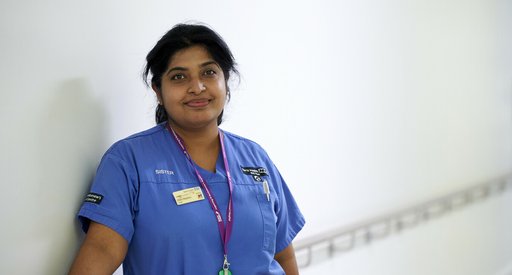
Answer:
[
  {"xmin": 69, "ymin": 221, "xmax": 128, "ymax": 275},
  {"xmin": 275, "ymin": 244, "xmax": 300, "ymax": 275}
]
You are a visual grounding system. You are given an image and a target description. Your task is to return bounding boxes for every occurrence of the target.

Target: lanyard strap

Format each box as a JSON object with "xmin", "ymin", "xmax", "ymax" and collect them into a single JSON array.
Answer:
[{"xmin": 166, "ymin": 124, "xmax": 234, "ymax": 257}]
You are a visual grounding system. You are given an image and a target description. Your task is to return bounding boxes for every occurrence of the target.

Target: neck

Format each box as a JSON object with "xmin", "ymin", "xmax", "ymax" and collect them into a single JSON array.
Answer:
[
  {"xmin": 168, "ymin": 120, "xmax": 219, "ymax": 149},
  {"xmin": 167, "ymin": 120, "xmax": 220, "ymax": 172}
]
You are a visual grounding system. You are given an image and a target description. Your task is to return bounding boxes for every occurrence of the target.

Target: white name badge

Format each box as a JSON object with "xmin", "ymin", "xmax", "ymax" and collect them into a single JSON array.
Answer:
[{"xmin": 172, "ymin": 187, "xmax": 205, "ymax": 205}]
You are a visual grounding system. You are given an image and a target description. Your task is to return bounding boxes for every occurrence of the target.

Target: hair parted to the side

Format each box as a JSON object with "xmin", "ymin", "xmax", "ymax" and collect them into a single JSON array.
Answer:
[{"xmin": 143, "ymin": 23, "xmax": 239, "ymax": 125}]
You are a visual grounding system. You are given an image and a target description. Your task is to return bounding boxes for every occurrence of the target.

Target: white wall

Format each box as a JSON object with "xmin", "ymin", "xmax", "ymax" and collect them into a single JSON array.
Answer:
[
  {"xmin": 0, "ymin": 0, "xmax": 510, "ymax": 274},
  {"xmin": 301, "ymin": 188, "xmax": 512, "ymax": 275}
]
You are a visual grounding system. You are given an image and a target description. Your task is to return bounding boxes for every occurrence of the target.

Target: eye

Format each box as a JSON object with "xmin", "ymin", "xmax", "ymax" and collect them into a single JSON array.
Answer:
[
  {"xmin": 203, "ymin": 69, "xmax": 217, "ymax": 76},
  {"xmin": 170, "ymin": 74, "xmax": 185, "ymax": 80}
]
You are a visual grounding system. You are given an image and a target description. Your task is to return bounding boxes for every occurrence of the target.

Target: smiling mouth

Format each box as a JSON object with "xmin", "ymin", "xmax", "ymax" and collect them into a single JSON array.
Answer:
[{"xmin": 184, "ymin": 99, "xmax": 211, "ymax": 108}]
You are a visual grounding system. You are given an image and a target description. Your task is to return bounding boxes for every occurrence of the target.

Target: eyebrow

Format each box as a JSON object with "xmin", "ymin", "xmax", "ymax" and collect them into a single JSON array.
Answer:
[{"xmin": 166, "ymin": 61, "xmax": 220, "ymax": 75}]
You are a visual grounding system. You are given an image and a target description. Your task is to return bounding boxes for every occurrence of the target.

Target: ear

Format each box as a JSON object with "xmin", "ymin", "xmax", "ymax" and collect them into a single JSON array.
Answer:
[{"xmin": 152, "ymin": 83, "xmax": 163, "ymax": 104}]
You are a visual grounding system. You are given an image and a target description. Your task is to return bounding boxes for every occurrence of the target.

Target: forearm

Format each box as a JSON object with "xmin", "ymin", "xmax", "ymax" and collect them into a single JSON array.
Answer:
[
  {"xmin": 275, "ymin": 244, "xmax": 300, "ymax": 275},
  {"xmin": 69, "ymin": 222, "xmax": 127, "ymax": 275},
  {"xmin": 69, "ymin": 241, "xmax": 121, "ymax": 275}
]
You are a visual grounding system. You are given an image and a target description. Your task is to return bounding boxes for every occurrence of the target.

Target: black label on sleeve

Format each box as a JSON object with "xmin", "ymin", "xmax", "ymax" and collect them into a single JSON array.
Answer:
[{"xmin": 84, "ymin": 192, "xmax": 104, "ymax": 204}]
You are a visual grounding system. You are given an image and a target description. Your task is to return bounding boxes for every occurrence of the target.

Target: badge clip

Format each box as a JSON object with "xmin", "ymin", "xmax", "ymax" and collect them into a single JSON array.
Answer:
[{"xmin": 219, "ymin": 254, "xmax": 232, "ymax": 275}]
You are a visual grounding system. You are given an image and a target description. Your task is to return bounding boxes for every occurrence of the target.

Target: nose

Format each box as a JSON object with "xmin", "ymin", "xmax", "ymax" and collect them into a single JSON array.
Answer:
[{"xmin": 188, "ymin": 78, "xmax": 206, "ymax": 94}]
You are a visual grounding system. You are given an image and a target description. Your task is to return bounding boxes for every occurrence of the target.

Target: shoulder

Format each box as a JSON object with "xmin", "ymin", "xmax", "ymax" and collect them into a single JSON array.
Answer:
[
  {"xmin": 220, "ymin": 130, "xmax": 279, "ymax": 175},
  {"xmin": 221, "ymin": 129, "xmax": 268, "ymax": 155},
  {"xmin": 104, "ymin": 123, "xmax": 168, "ymax": 159}
]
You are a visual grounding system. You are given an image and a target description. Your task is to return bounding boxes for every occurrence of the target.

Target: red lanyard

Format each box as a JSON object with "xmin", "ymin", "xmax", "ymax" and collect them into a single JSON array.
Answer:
[{"xmin": 166, "ymin": 124, "xmax": 234, "ymax": 269}]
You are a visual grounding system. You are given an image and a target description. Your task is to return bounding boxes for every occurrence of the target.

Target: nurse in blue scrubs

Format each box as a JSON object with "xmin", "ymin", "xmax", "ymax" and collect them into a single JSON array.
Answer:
[{"xmin": 69, "ymin": 23, "xmax": 305, "ymax": 275}]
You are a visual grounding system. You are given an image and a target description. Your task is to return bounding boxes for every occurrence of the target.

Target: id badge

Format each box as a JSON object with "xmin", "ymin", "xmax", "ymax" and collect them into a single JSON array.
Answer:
[{"xmin": 172, "ymin": 187, "xmax": 205, "ymax": 205}]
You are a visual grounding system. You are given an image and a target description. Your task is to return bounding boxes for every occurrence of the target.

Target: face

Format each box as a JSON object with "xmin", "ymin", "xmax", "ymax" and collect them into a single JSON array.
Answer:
[{"xmin": 154, "ymin": 45, "xmax": 227, "ymax": 131}]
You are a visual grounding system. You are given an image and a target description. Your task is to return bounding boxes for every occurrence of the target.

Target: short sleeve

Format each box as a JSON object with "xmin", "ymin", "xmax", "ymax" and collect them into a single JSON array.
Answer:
[
  {"xmin": 272, "ymin": 167, "xmax": 306, "ymax": 253},
  {"xmin": 78, "ymin": 151, "xmax": 138, "ymax": 242}
]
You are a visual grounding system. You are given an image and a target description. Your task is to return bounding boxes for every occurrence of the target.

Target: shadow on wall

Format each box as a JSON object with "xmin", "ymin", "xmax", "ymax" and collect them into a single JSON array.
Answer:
[{"xmin": 37, "ymin": 79, "xmax": 106, "ymax": 275}]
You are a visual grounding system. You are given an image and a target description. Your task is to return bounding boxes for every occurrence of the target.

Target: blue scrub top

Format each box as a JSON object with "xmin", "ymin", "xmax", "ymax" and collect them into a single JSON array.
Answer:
[{"xmin": 78, "ymin": 123, "xmax": 305, "ymax": 274}]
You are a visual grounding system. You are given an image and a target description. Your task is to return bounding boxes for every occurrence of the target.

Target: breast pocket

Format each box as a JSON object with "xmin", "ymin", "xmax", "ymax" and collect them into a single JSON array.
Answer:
[{"xmin": 256, "ymin": 190, "xmax": 277, "ymax": 253}]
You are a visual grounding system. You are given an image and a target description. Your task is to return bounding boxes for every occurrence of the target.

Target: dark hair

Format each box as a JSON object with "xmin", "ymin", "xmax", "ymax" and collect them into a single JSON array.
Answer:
[{"xmin": 143, "ymin": 23, "xmax": 239, "ymax": 125}]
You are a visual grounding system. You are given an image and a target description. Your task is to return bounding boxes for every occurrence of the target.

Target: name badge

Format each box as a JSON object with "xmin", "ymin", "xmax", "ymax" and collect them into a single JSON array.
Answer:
[{"xmin": 173, "ymin": 187, "xmax": 205, "ymax": 205}]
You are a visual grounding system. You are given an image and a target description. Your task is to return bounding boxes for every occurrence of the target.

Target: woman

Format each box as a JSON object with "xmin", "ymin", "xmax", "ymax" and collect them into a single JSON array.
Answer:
[{"xmin": 69, "ymin": 23, "xmax": 305, "ymax": 275}]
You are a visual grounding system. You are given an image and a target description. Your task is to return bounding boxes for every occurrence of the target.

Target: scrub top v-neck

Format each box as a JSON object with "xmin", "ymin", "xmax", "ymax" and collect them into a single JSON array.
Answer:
[{"xmin": 78, "ymin": 123, "xmax": 305, "ymax": 274}]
